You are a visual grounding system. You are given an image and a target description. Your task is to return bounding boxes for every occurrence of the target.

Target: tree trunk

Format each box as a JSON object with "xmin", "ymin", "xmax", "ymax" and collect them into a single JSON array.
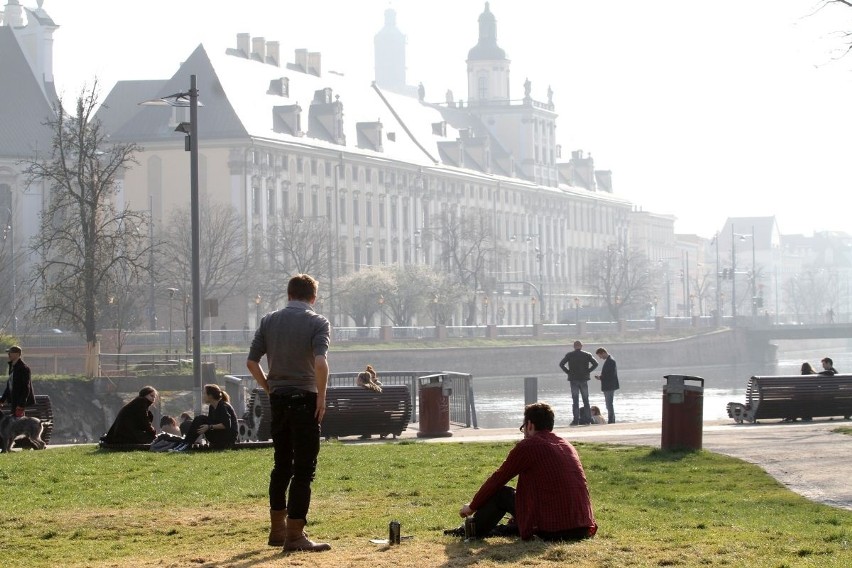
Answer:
[{"xmin": 85, "ymin": 340, "xmax": 100, "ymax": 378}]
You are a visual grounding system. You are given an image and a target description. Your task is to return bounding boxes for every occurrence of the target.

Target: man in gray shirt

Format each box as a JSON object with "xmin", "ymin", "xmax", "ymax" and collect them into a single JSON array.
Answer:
[{"xmin": 247, "ymin": 274, "xmax": 331, "ymax": 552}]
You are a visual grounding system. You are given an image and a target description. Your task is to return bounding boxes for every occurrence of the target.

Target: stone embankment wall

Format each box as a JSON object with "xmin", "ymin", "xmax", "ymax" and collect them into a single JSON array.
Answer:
[
  {"xmin": 330, "ymin": 329, "xmax": 764, "ymax": 379},
  {"xmin": 33, "ymin": 329, "xmax": 768, "ymax": 443}
]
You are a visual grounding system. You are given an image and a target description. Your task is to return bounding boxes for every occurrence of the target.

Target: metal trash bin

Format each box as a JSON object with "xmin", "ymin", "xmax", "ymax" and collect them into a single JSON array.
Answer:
[
  {"xmin": 417, "ymin": 374, "xmax": 453, "ymax": 438},
  {"xmin": 661, "ymin": 375, "xmax": 704, "ymax": 450}
]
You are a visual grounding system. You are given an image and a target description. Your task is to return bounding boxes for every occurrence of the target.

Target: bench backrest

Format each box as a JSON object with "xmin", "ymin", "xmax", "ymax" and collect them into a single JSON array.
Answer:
[
  {"xmin": 746, "ymin": 374, "xmax": 852, "ymax": 419},
  {"xmin": 322, "ymin": 385, "xmax": 412, "ymax": 438}
]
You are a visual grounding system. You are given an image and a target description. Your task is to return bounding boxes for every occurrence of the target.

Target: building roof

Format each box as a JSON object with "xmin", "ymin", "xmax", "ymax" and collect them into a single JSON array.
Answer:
[
  {"xmin": 0, "ymin": 26, "xmax": 54, "ymax": 159},
  {"xmin": 95, "ymin": 79, "xmax": 167, "ymax": 136}
]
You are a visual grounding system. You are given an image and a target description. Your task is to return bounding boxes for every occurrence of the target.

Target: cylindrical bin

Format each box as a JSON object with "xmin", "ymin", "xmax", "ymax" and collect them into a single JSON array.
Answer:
[
  {"xmin": 661, "ymin": 375, "xmax": 704, "ymax": 450},
  {"xmin": 417, "ymin": 374, "xmax": 453, "ymax": 438}
]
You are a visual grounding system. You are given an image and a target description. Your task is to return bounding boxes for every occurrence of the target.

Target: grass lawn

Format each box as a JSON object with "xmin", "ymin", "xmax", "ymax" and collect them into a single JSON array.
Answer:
[{"xmin": 1, "ymin": 441, "xmax": 850, "ymax": 567}]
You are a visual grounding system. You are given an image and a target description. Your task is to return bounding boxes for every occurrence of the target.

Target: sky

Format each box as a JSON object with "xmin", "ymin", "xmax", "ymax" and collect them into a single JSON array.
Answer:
[{"xmin": 41, "ymin": 0, "xmax": 852, "ymax": 239}]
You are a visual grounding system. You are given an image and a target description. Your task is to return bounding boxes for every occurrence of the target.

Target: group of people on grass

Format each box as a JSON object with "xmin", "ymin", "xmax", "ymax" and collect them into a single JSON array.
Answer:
[{"xmin": 101, "ymin": 383, "xmax": 238, "ymax": 451}]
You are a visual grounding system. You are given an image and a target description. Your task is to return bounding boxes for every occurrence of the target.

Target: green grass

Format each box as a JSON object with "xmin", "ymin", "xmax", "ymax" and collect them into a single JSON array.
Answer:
[{"xmin": 1, "ymin": 442, "xmax": 850, "ymax": 567}]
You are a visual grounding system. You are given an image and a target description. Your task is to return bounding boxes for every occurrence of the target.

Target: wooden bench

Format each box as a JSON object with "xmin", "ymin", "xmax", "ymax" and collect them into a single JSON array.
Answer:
[
  {"xmin": 726, "ymin": 374, "xmax": 852, "ymax": 423},
  {"xmin": 236, "ymin": 385, "xmax": 412, "ymax": 441},
  {"xmin": 322, "ymin": 385, "xmax": 412, "ymax": 440},
  {"xmin": 1, "ymin": 395, "xmax": 54, "ymax": 448}
]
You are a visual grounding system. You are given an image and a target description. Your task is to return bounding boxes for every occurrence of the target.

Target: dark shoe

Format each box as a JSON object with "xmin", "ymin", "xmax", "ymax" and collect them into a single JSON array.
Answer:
[
  {"xmin": 443, "ymin": 526, "xmax": 465, "ymax": 537},
  {"xmin": 570, "ymin": 420, "xmax": 579, "ymax": 426}
]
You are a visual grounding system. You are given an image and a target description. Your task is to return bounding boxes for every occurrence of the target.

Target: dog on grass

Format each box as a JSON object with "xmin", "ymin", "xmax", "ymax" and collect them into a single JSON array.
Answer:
[{"xmin": 0, "ymin": 413, "xmax": 46, "ymax": 453}]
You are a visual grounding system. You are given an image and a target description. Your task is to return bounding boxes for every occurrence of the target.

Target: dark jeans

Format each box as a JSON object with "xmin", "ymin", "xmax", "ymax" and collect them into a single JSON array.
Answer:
[
  {"xmin": 603, "ymin": 390, "xmax": 616, "ymax": 423},
  {"xmin": 268, "ymin": 390, "xmax": 320, "ymax": 520},
  {"xmin": 471, "ymin": 486, "xmax": 516, "ymax": 538},
  {"xmin": 471, "ymin": 486, "xmax": 591, "ymax": 541},
  {"xmin": 570, "ymin": 380, "xmax": 590, "ymax": 422},
  {"xmin": 183, "ymin": 416, "xmax": 211, "ymax": 446}
]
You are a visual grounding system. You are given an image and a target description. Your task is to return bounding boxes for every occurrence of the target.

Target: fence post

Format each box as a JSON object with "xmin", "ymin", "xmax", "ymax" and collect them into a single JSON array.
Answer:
[{"xmin": 524, "ymin": 376, "xmax": 538, "ymax": 406}]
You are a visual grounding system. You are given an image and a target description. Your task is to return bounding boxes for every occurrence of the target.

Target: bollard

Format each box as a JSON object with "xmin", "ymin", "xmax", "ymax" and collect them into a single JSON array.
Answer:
[{"xmin": 524, "ymin": 376, "xmax": 538, "ymax": 406}]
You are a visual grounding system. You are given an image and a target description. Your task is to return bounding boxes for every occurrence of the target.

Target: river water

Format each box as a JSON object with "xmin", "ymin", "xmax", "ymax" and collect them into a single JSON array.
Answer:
[{"xmin": 471, "ymin": 339, "xmax": 852, "ymax": 428}]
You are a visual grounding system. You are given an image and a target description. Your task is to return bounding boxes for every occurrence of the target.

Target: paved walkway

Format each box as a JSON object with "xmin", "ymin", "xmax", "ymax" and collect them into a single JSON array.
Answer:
[{"xmin": 403, "ymin": 418, "xmax": 852, "ymax": 511}]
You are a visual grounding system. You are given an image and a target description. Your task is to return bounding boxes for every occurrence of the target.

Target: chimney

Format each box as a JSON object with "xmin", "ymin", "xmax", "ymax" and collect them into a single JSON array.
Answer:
[
  {"xmin": 237, "ymin": 33, "xmax": 250, "ymax": 58},
  {"xmin": 295, "ymin": 48, "xmax": 308, "ymax": 72},
  {"xmin": 307, "ymin": 51, "xmax": 322, "ymax": 77},
  {"xmin": 251, "ymin": 37, "xmax": 266, "ymax": 62},
  {"xmin": 266, "ymin": 41, "xmax": 280, "ymax": 66},
  {"xmin": 595, "ymin": 170, "xmax": 613, "ymax": 193}
]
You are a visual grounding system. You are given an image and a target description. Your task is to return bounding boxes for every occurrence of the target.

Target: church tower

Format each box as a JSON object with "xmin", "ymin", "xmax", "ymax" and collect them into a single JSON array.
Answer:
[
  {"xmin": 466, "ymin": 2, "xmax": 510, "ymax": 103},
  {"xmin": 374, "ymin": 8, "xmax": 407, "ymax": 93}
]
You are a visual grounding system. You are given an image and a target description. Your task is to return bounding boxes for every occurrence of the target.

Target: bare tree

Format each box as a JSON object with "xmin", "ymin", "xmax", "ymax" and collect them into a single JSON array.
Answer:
[
  {"xmin": 585, "ymin": 246, "xmax": 654, "ymax": 320},
  {"xmin": 261, "ymin": 213, "xmax": 335, "ymax": 307},
  {"xmin": 160, "ymin": 202, "xmax": 251, "ymax": 315},
  {"xmin": 24, "ymin": 83, "xmax": 150, "ymax": 376},
  {"xmin": 425, "ymin": 209, "xmax": 496, "ymax": 325}
]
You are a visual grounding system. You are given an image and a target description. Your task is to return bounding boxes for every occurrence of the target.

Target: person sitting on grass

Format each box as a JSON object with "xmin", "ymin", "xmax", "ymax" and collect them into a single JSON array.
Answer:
[
  {"xmin": 159, "ymin": 415, "xmax": 182, "ymax": 436},
  {"xmin": 447, "ymin": 402, "xmax": 597, "ymax": 541},
  {"xmin": 178, "ymin": 411, "xmax": 193, "ymax": 436},
  {"xmin": 172, "ymin": 384, "xmax": 238, "ymax": 451},
  {"xmin": 101, "ymin": 386, "xmax": 158, "ymax": 445}
]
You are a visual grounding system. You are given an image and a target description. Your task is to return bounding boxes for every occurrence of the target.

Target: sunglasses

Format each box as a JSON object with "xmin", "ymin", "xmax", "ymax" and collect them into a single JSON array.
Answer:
[{"xmin": 519, "ymin": 421, "xmax": 527, "ymax": 432}]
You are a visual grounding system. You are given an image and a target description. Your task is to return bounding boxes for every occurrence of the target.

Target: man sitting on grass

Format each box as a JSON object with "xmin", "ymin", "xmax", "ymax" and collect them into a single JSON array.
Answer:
[{"xmin": 450, "ymin": 402, "xmax": 597, "ymax": 541}]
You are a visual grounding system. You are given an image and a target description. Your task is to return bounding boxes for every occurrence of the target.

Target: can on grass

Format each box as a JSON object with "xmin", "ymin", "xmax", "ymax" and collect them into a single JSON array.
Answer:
[
  {"xmin": 464, "ymin": 516, "xmax": 477, "ymax": 540},
  {"xmin": 388, "ymin": 520, "xmax": 401, "ymax": 544}
]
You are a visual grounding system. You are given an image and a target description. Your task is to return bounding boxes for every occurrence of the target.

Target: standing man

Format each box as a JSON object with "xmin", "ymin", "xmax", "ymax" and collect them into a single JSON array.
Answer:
[
  {"xmin": 1, "ymin": 346, "xmax": 33, "ymax": 417},
  {"xmin": 454, "ymin": 402, "xmax": 597, "ymax": 541},
  {"xmin": 594, "ymin": 347, "xmax": 620, "ymax": 424},
  {"xmin": 246, "ymin": 274, "xmax": 331, "ymax": 553},
  {"xmin": 559, "ymin": 341, "xmax": 597, "ymax": 425}
]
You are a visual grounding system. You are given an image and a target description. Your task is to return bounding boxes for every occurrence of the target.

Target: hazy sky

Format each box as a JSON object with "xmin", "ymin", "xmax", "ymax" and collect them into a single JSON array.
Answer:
[{"xmin": 43, "ymin": 0, "xmax": 852, "ymax": 238}]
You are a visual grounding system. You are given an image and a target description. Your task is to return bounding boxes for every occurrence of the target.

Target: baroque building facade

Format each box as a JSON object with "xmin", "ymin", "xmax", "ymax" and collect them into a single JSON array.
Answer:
[{"xmin": 105, "ymin": 4, "xmax": 640, "ymax": 329}]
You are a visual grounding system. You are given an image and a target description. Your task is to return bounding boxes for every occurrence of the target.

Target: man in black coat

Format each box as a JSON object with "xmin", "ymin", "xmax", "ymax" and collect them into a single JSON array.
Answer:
[
  {"xmin": 594, "ymin": 348, "xmax": 620, "ymax": 424},
  {"xmin": 559, "ymin": 341, "xmax": 598, "ymax": 425},
  {"xmin": 1, "ymin": 346, "xmax": 34, "ymax": 417}
]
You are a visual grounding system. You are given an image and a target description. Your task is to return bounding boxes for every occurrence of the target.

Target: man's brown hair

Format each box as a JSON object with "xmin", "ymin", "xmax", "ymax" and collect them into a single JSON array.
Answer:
[
  {"xmin": 524, "ymin": 402, "xmax": 555, "ymax": 431},
  {"xmin": 595, "ymin": 348, "xmax": 608, "ymax": 356},
  {"xmin": 288, "ymin": 274, "xmax": 319, "ymax": 302}
]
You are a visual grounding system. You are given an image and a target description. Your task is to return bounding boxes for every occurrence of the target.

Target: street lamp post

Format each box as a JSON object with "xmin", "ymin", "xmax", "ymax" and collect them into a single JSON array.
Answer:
[
  {"xmin": 573, "ymin": 296, "xmax": 580, "ymax": 323},
  {"xmin": 141, "ymin": 75, "xmax": 203, "ymax": 413},
  {"xmin": 4, "ymin": 208, "xmax": 16, "ymax": 333},
  {"xmin": 167, "ymin": 288, "xmax": 178, "ymax": 354},
  {"xmin": 731, "ymin": 224, "xmax": 756, "ymax": 323},
  {"xmin": 255, "ymin": 294, "xmax": 262, "ymax": 325}
]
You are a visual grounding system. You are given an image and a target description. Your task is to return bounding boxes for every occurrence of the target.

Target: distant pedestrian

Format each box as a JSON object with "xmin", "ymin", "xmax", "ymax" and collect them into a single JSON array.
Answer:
[
  {"xmin": 559, "ymin": 341, "xmax": 598, "ymax": 425},
  {"xmin": 1, "ymin": 346, "xmax": 33, "ymax": 418},
  {"xmin": 594, "ymin": 347, "xmax": 620, "ymax": 424}
]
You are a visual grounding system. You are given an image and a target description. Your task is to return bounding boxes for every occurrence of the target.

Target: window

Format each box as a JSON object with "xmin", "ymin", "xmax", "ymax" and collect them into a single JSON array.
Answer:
[
  {"xmin": 353, "ymin": 196, "xmax": 360, "ymax": 225},
  {"xmin": 296, "ymin": 157, "xmax": 303, "ymax": 174},
  {"xmin": 366, "ymin": 197, "xmax": 373, "ymax": 226},
  {"xmin": 352, "ymin": 167, "xmax": 359, "ymax": 183},
  {"xmin": 252, "ymin": 186, "xmax": 261, "ymax": 215},
  {"xmin": 339, "ymin": 195, "xmax": 346, "ymax": 223},
  {"xmin": 324, "ymin": 161, "xmax": 331, "ymax": 176},
  {"xmin": 478, "ymin": 75, "xmax": 488, "ymax": 100},
  {"xmin": 297, "ymin": 192, "xmax": 305, "ymax": 217},
  {"xmin": 311, "ymin": 158, "xmax": 318, "ymax": 176},
  {"xmin": 379, "ymin": 202, "xmax": 385, "ymax": 228}
]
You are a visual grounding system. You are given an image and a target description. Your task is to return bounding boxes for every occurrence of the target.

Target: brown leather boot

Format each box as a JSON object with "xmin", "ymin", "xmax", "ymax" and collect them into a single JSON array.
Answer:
[
  {"xmin": 268, "ymin": 508, "xmax": 287, "ymax": 546},
  {"xmin": 283, "ymin": 517, "xmax": 331, "ymax": 552}
]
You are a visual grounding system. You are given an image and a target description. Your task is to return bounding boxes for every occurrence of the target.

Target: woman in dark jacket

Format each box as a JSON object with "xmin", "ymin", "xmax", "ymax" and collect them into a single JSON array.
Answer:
[
  {"xmin": 174, "ymin": 384, "xmax": 238, "ymax": 451},
  {"xmin": 103, "ymin": 386, "xmax": 158, "ymax": 444}
]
